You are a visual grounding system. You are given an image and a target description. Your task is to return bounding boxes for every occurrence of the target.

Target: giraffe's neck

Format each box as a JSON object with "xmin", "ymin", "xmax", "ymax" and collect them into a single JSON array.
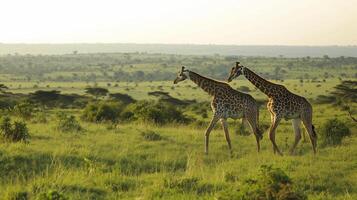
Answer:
[
  {"xmin": 188, "ymin": 71, "xmax": 227, "ymax": 96},
  {"xmin": 242, "ymin": 67, "xmax": 278, "ymax": 97}
]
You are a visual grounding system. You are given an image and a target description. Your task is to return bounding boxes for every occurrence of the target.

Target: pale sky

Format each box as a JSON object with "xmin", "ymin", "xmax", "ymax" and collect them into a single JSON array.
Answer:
[{"xmin": 0, "ymin": 0, "xmax": 356, "ymax": 45}]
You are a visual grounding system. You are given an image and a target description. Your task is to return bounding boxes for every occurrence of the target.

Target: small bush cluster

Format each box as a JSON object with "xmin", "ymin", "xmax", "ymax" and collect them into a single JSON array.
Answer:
[
  {"xmin": 185, "ymin": 102, "xmax": 210, "ymax": 119},
  {"xmin": 82, "ymin": 101, "xmax": 124, "ymax": 123},
  {"xmin": 217, "ymin": 165, "xmax": 307, "ymax": 200},
  {"xmin": 320, "ymin": 118, "xmax": 351, "ymax": 146},
  {"xmin": 6, "ymin": 191, "xmax": 29, "ymax": 200},
  {"xmin": 12, "ymin": 102, "xmax": 35, "ymax": 120},
  {"xmin": 56, "ymin": 113, "xmax": 82, "ymax": 133},
  {"xmin": 0, "ymin": 116, "xmax": 30, "ymax": 142},
  {"xmin": 81, "ymin": 100, "xmax": 191, "ymax": 125},
  {"xmin": 123, "ymin": 101, "xmax": 191, "ymax": 125}
]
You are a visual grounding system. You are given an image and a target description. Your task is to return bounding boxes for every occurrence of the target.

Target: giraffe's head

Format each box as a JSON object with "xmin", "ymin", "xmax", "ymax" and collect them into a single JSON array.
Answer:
[
  {"xmin": 227, "ymin": 62, "xmax": 244, "ymax": 82},
  {"xmin": 173, "ymin": 66, "xmax": 189, "ymax": 84}
]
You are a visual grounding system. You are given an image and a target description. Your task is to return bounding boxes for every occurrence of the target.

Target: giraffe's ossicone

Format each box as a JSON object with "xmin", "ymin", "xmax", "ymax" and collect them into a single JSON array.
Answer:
[{"xmin": 174, "ymin": 66, "xmax": 263, "ymax": 155}]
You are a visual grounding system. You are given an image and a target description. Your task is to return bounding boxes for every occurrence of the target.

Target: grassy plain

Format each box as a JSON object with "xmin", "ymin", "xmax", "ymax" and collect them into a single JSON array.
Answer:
[
  {"xmin": 0, "ymin": 53, "xmax": 356, "ymax": 199},
  {"xmin": 0, "ymin": 103, "xmax": 356, "ymax": 199}
]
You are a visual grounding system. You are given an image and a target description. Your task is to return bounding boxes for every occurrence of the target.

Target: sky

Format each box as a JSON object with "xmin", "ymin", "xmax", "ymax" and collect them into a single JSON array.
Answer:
[{"xmin": 0, "ymin": 0, "xmax": 356, "ymax": 45}]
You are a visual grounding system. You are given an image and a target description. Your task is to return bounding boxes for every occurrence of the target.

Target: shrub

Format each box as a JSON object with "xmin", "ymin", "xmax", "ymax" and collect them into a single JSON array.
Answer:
[
  {"xmin": 12, "ymin": 102, "xmax": 35, "ymax": 120},
  {"xmin": 217, "ymin": 165, "xmax": 307, "ymax": 200},
  {"xmin": 56, "ymin": 113, "xmax": 82, "ymax": 133},
  {"xmin": 6, "ymin": 191, "xmax": 28, "ymax": 200},
  {"xmin": 37, "ymin": 190, "xmax": 67, "ymax": 200},
  {"xmin": 127, "ymin": 101, "xmax": 191, "ymax": 125},
  {"xmin": 0, "ymin": 99, "xmax": 16, "ymax": 110},
  {"xmin": 109, "ymin": 93, "xmax": 136, "ymax": 104},
  {"xmin": 82, "ymin": 101, "xmax": 124, "ymax": 123},
  {"xmin": 0, "ymin": 116, "xmax": 30, "ymax": 143},
  {"xmin": 186, "ymin": 102, "xmax": 210, "ymax": 118},
  {"xmin": 142, "ymin": 130, "xmax": 162, "ymax": 141},
  {"xmin": 320, "ymin": 118, "xmax": 351, "ymax": 146}
]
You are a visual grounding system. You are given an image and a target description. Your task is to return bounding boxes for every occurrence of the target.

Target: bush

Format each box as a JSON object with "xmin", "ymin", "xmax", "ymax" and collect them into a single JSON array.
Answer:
[
  {"xmin": 185, "ymin": 102, "xmax": 210, "ymax": 119},
  {"xmin": 217, "ymin": 165, "xmax": 307, "ymax": 200},
  {"xmin": 0, "ymin": 99, "xmax": 16, "ymax": 110},
  {"xmin": 320, "ymin": 118, "xmax": 351, "ymax": 146},
  {"xmin": 37, "ymin": 190, "xmax": 67, "ymax": 200},
  {"xmin": 6, "ymin": 191, "xmax": 28, "ymax": 200},
  {"xmin": 126, "ymin": 101, "xmax": 191, "ymax": 125},
  {"xmin": 0, "ymin": 116, "xmax": 30, "ymax": 143},
  {"xmin": 82, "ymin": 101, "xmax": 124, "ymax": 123},
  {"xmin": 56, "ymin": 113, "xmax": 82, "ymax": 133},
  {"xmin": 12, "ymin": 102, "xmax": 35, "ymax": 120}
]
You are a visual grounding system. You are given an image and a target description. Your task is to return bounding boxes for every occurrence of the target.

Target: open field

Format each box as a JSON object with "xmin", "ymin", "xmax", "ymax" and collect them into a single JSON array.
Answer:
[
  {"xmin": 0, "ymin": 104, "xmax": 356, "ymax": 199},
  {"xmin": 0, "ymin": 53, "xmax": 356, "ymax": 199}
]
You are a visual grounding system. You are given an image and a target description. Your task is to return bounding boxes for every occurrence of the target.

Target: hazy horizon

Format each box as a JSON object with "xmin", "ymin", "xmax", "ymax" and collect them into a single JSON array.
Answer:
[
  {"xmin": 2, "ymin": 43, "xmax": 357, "ymax": 57},
  {"xmin": 1, "ymin": 0, "xmax": 357, "ymax": 45},
  {"xmin": 1, "ymin": 42, "xmax": 357, "ymax": 47}
]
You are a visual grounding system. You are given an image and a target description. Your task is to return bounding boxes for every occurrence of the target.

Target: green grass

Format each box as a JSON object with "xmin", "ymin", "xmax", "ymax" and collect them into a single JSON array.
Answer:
[
  {"xmin": 0, "ymin": 104, "xmax": 356, "ymax": 199},
  {"xmin": 0, "ymin": 53, "xmax": 356, "ymax": 199}
]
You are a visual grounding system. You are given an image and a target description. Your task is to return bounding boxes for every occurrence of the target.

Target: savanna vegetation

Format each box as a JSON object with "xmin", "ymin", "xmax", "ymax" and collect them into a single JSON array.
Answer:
[{"xmin": 0, "ymin": 52, "xmax": 356, "ymax": 199}]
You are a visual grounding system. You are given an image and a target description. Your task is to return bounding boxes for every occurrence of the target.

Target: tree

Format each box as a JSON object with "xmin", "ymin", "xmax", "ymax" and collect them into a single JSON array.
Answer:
[
  {"xmin": 30, "ymin": 90, "xmax": 61, "ymax": 107},
  {"xmin": 85, "ymin": 87, "xmax": 109, "ymax": 99},
  {"xmin": 109, "ymin": 93, "xmax": 136, "ymax": 104},
  {"xmin": 331, "ymin": 80, "xmax": 357, "ymax": 122}
]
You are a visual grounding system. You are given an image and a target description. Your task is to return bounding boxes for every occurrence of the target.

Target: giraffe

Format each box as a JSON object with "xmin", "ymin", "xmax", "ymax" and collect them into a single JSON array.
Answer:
[
  {"xmin": 174, "ymin": 66, "xmax": 263, "ymax": 155},
  {"xmin": 227, "ymin": 62, "xmax": 317, "ymax": 155}
]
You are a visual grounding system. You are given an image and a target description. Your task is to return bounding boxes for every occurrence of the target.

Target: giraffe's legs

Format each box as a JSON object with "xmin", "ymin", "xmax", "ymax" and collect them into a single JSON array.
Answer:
[
  {"xmin": 220, "ymin": 118, "xmax": 233, "ymax": 155},
  {"xmin": 269, "ymin": 115, "xmax": 283, "ymax": 156},
  {"xmin": 245, "ymin": 116, "xmax": 261, "ymax": 152},
  {"xmin": 205, "ymin": 115, "xmax": 219, "ymax": 154},
  {"xmin": 301, "ymin": 116, "xmax": 317, "ymax": 154},
  {"xmin": 290, "ymin": 119, "xmax": 302, "ymax": 155}
]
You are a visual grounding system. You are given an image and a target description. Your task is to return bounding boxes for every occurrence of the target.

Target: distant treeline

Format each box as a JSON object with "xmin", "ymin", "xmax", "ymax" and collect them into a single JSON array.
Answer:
[
  {"xmin": 0, "ymin": 53, "xmax": 356, "ymax": 82},
  {"xmin": 1, "ymin": 43, "xmax": 357, "ymax": 57}
]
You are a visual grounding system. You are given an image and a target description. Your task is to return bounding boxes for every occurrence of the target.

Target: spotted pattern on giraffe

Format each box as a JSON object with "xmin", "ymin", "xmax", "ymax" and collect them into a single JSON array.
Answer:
[{"xmin": 174, "ymin": 66, "xmax": 263, "ymax": 154}]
